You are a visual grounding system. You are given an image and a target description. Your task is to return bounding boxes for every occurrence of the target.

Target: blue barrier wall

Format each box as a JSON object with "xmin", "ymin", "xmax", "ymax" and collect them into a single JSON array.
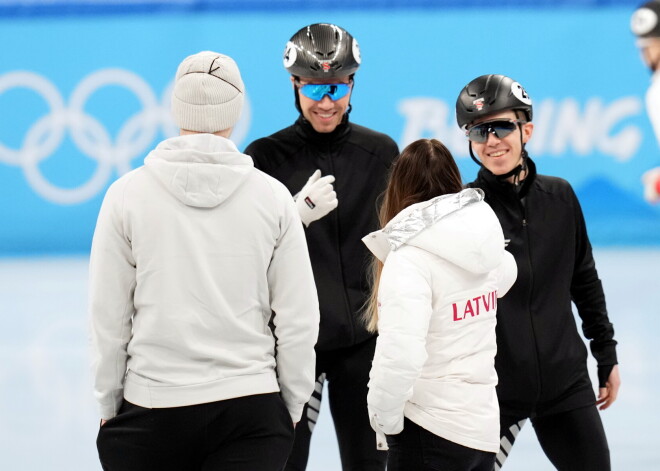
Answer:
[
  {"xmin": 1, "ymin": 6, "xmax": 659, "ymax": 255},
  {"xmin": 0, "ymin": 1, "xmax": 647, "ymax": 17}
]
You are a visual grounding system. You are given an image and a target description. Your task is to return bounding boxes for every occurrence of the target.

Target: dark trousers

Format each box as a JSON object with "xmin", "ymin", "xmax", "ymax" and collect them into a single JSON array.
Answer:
[
  {"xmin": 494, "ymin": 404, "xmax": 610, "ymax": 470},
  {"xmin": 386, "ymin": 417, "xmax": 495, "ymax": 471},
  {"xmin": 284, "ymin": 336, "xmax": 387, "ymax": 471},
  {"xmin": 97, "ymin": 392, "xmax": 294, "ymax": 471}
]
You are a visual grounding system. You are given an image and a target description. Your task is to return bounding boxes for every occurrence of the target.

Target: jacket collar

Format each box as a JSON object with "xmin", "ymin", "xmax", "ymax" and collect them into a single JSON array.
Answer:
[
  {"xmin": 294, "ymin": 114, "xmax": 351, "ymax": 146},
  {"xmin": 478, "ymin": 156, "xmax": 537, "ymax": 199},
  {"xmin": 362, "ymin": 188, "xmax": 485, "ymax": 263}
]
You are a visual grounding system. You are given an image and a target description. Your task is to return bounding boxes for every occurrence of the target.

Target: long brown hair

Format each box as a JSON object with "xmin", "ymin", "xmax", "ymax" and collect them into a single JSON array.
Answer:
[{"xmin": 364, "ymin": 138, "xmax": 463, "ymax": 332}]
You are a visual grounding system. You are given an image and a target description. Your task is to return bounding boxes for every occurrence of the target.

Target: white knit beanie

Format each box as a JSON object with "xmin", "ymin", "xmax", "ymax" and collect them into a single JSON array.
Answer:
[{"xmin": 171, "ymin": 51, "xmax": 244, "ymax": 133}]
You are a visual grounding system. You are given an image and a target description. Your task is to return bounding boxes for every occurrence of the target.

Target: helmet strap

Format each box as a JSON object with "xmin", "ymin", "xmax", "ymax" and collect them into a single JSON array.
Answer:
[
  {"xmin": 468, "ymin": 141, "xmax": 484, "ymax": 169},
  {"xmin": 292, "ymin": 75, "xmax": 302, "ymax": 113},
  {"xmin": 346, "ymin": 74, "xmax": 355, "ymax": 115},
  {"xmin": 497, "ymin": 151, "xmax": 527, "ymax": 185}
]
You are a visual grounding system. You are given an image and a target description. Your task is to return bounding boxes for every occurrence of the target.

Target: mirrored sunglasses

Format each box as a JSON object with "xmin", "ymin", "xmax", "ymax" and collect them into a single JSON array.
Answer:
[
  {"xmin": 297, "ymin": 82, "xmax": 351, "ymax": 101},
  {"xmin": 466, "ymin": 119, "xmax": 521, "ymax": 143}
]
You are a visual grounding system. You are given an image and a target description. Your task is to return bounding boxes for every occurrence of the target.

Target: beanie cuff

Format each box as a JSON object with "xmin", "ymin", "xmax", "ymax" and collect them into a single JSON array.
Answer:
[{"xmin": 172, "ymin": 94, "xmax": 244, "ymax": 133}]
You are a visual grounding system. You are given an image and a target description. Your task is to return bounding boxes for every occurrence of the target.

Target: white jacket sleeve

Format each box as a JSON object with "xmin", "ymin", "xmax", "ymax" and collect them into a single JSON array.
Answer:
[
  {"xmin": 267, "ymin": 194, "xmax": 320, "ymax": 423},
  {"xmin": 496, "ymin": 250, "xmax": 518, "ymax": 298},
  {"xmin": 89, "ymin": 178, "xmax": 136, "ymax": 420},
  {"xmin": 367, "ymin": 249, "xmax": 432, "ymax": 436},
  {"xmin": 646, "ymin": 73, "xmax": 660, "ymax": 147}
]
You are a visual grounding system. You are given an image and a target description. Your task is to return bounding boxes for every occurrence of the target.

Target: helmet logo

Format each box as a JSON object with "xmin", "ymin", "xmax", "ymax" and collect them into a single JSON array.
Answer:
[
  {"xmin": 473, "ymin": 98, "xmax": 485, "ymax": 111},
  {"xmin": 352, "ymin": 39, "xmax": 362, "ymax": 65},
  {"xmin": 283, "ymin": 41, "xmax": 297, "ymax": 68},
  {"xmin": 511, "ymin": 82, "xmax": 532, "ymax": 105},
  {"xmin": 631, "ymin": 8, "xmax": 658, "ymax": 36},
  {"xmin": 321, "ymin": 61, "xmax": 331, "ymax": 72}
]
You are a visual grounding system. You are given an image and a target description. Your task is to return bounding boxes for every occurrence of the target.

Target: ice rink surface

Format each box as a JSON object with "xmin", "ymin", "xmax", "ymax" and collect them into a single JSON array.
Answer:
[{"xmin": 0, "ymin": 248, "xmax": 657, "ymax": 470}]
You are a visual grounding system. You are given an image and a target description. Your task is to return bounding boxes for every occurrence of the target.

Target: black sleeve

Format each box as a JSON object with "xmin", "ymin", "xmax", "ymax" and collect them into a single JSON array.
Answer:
[
  {"xmin": 243, "ymin": 139, "xmax": 267, "ymax": 172},
  {"xmin": 384, "ymin": 137, "xmax": 399, "ymax": 168},
  {"xmin": 568, "ymin": 185, "xmax": 618, "ymax": 382}
]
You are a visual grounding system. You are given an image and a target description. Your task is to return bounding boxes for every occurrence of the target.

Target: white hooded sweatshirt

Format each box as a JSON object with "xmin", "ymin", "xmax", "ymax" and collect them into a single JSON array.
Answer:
[
  {"xmin": 90, "ymin": 134, "xmax": 319, "ymax": 422},
  {"xmin": 363, "ymin": 188, "xmax": 517, "ymax": 453}
]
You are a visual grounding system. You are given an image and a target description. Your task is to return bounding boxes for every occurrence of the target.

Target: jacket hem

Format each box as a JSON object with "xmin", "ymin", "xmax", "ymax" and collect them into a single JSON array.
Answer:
[
  {"xmin": 123, "ymin": 370, "xmax": 280, "ymax": 408},
  {"xmin": 404, "ymin": 406, "xmax": 499, "ymax": 453}
]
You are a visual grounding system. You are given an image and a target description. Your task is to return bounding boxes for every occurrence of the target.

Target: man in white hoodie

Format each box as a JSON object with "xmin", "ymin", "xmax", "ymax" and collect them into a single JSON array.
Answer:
[{"xmin": 90, "ymin": 51, "xmax": 320, "ymax": 471}]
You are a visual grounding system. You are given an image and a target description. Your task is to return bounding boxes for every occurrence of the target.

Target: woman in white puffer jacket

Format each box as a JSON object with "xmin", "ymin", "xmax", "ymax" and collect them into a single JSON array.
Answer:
[{"xmin": 363, "ymin": 138, "xmax": 517, "ymax": 471}]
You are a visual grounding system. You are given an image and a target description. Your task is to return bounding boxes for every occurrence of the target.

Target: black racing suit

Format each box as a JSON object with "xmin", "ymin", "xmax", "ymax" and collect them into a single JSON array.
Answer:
[
  {"xmin": 245, "ymin": 115, "xmax": 399, "ymax": 471},
  {"xmin": 468, "ymin": 157, "xmax": 617, "ymax": 471}
]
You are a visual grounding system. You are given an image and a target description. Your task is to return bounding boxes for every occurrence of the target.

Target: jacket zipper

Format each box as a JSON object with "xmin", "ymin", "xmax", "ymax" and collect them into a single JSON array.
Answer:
[
  {"xmin": 327, "ymin": 141, "xmax": 355, "ymax": 344},
  {"xmin": 519, "ymin": 196, "xmax": 542, "ymax": 406}
]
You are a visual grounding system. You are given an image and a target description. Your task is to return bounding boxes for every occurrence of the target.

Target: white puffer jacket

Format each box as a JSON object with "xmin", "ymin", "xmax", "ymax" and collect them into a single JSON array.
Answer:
[{"xmin": 363, "ymin": 188, "xmax": 517, "ymax": 453}]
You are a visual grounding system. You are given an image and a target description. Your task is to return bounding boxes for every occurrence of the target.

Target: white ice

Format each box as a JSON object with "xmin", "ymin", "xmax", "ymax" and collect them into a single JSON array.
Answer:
[{"xmin": 0, "ymin": 249, "xmax": 657, "ymax": 470}]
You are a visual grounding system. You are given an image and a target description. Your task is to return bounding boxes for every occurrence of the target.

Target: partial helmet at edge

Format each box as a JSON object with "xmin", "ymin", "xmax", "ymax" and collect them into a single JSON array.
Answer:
[
  {"xmin": 283, "ymin": 23, "xmax": 361, "ymax": 78},
  {"xmin": 631, "ymin": 1, "xmax": 660, "ymax": 39},
  {"xmin": 455, "ymin": 74, "xmax": 533, "ymax": 129}
]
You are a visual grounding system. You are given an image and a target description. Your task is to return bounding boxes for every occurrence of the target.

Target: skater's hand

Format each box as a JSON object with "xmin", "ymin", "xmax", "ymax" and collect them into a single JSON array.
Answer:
[
  {"xmin": 642, "ymin": 166, "xmax": 660, "ymax": 203},
  {"xmin": 596, "ymin": 365, "xmax": 620, "ymax": 410},
  {"xmin": 295, "ymin": 170, "xmax": 338, "ymax": 227}
]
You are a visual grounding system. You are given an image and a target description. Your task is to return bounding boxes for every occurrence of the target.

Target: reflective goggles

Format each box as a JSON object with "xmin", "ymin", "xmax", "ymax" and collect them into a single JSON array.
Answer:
[
  {"xmin": 296, "ymin": 81, "xmax": 352, "ymax": 101},
  {"xmin": 466, "ymin": 119, "xmax": 522, "ymax": 143}
]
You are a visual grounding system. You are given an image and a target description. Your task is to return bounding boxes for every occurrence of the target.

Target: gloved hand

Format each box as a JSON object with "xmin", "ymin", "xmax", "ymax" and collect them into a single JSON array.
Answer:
[
  {"xmin": 642, "ymin": 166, "xmax": 660, "ymax": 203},
  {"xmin": 295, "ymin": 169, "xmax": 338, "ymax": 227}
]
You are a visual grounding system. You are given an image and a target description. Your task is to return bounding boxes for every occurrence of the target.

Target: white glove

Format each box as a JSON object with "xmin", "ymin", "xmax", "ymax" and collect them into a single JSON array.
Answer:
[
  {"xmin": 295, "ymin": 169, "xmax": 338, "ymax": 227},
  {"xmin": 642, "ymin": 166, "xmax": 660, "ymax": 203}
]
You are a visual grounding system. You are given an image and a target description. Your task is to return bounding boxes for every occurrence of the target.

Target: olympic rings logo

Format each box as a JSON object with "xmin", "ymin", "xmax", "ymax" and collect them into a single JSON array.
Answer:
[{"xmin": 0, "ymin": 69, "xmax": 251, "ymax": 204}]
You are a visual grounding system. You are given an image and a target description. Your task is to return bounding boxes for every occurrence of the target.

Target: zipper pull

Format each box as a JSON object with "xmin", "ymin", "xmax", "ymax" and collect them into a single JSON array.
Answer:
[{"xmin": 522, "ymin": 218, "xmax": 528, "ymax": 227}]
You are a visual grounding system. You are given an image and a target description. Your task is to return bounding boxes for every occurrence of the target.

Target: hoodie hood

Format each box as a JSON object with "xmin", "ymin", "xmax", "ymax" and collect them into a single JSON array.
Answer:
[
  {"xmin": 363, "ymin": 188, "xmax": 505, "ymax": 274},
  {"xmin": 144, "ymin": 134, "xmax": 253, "ymax": 208}
]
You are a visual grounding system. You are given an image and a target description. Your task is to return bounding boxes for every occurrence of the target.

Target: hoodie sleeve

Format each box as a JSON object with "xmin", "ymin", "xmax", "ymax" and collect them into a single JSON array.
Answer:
[
  {"xmin": 496, "ymin": 250, "xmax": 518, "ymax": 298},
  {"xmin": 267, "ymin": 191, "xmax": 320, "ymax": 423},
  {"xmin": 368, "ymin": 248, "xmax": 432, "ymax": 436},
  {"xmin": 89, "ymin": 177, "xmax": 136, "ymax": 420}
]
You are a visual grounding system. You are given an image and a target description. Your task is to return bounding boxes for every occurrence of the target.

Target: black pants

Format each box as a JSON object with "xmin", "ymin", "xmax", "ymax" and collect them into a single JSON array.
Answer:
[
  {"xmin": 494, "ymin": 405, "xmax": 610, "ymax": 470},
  {"xmin": 386, "ymin": 417, "xmax": 495, "ymax": 471},
  {"xmin": 97, "ymin": 393, "xmax": 294, "ymax": 471},
  {"xmin": 284, "ymin": 336, "xmax": 386, "ymax": 471}
]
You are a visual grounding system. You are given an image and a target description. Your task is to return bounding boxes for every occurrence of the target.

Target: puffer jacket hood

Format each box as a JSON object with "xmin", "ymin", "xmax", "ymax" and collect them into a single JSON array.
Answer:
[
  {"xmin": 144, "ymin": 133, "xmax": 253, "ymax": 208},
  {"xmin": 363, "ymin": 188, "xmax": 505, "ymax": 274}
]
